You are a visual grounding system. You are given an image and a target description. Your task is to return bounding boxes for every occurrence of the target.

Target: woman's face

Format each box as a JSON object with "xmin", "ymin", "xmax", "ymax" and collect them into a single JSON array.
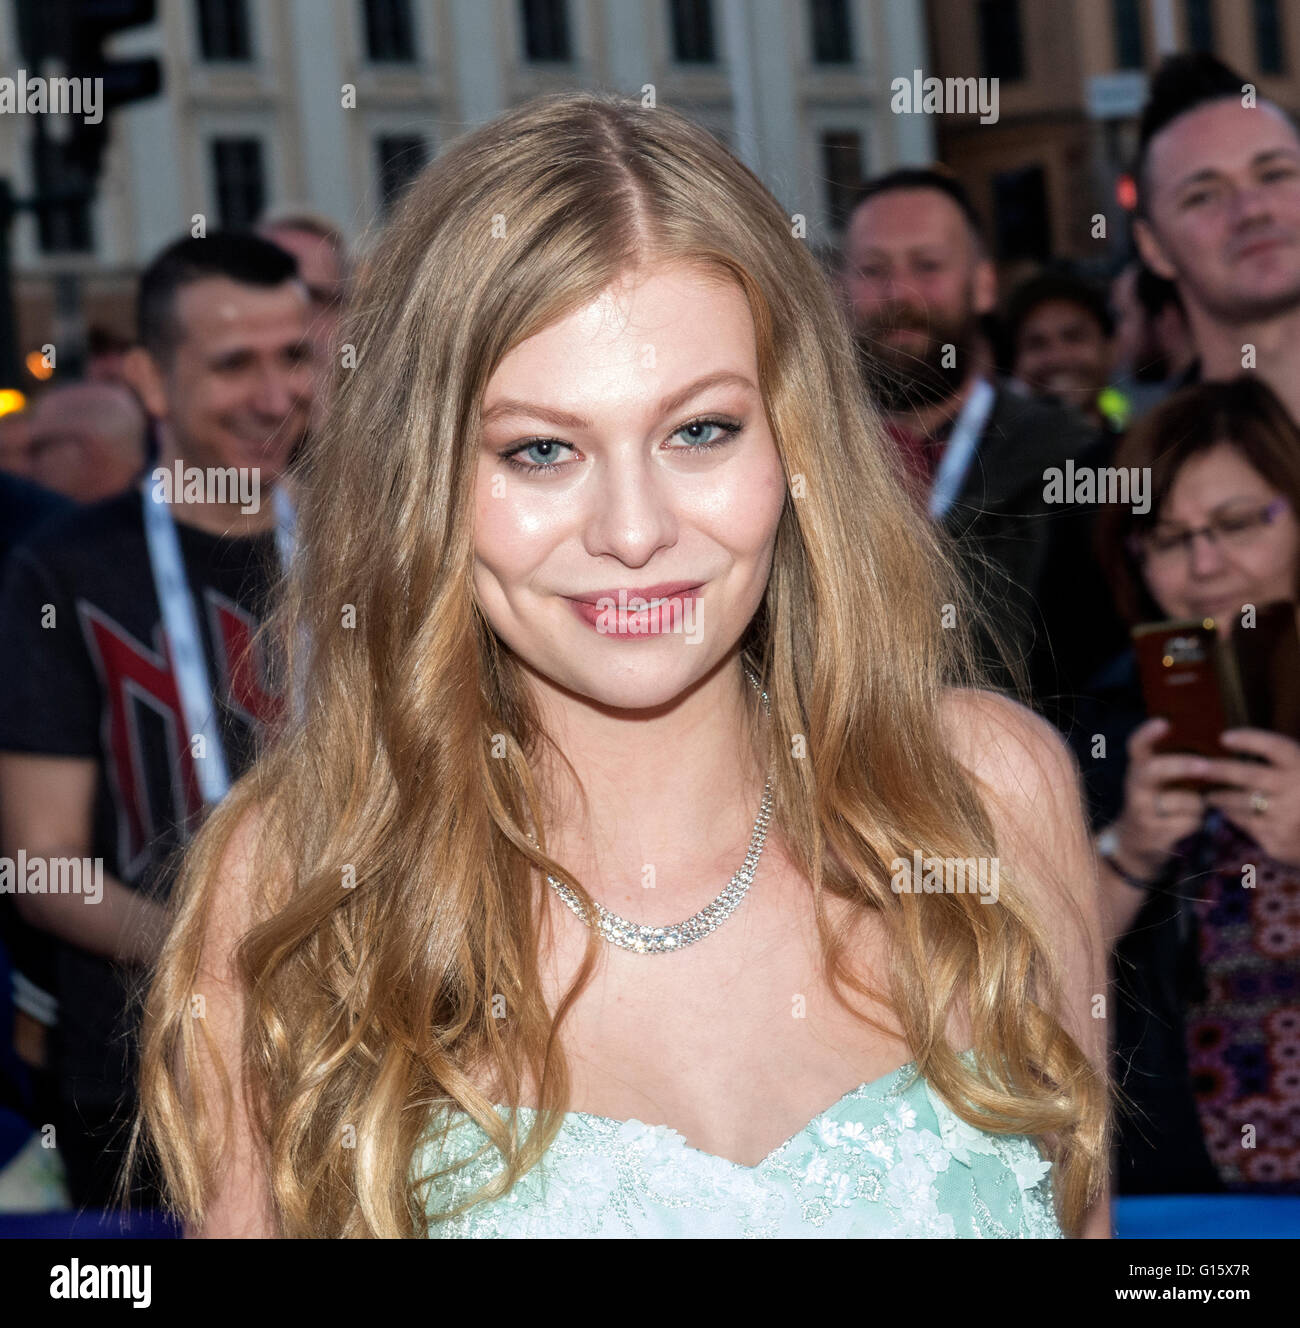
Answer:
[
  {"xmin": 473, "ymin": 262, "xmax": 788, "ymax": 711},
  {"xmin": 1140, "ymin": 442, "xmax": 1298, "ymax": 626}
]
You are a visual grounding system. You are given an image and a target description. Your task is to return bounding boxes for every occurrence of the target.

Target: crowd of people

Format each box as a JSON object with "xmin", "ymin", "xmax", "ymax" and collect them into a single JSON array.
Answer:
[{"xmin": 0, "ymin": 51, "xmax": 1297, "ymax": 1220}]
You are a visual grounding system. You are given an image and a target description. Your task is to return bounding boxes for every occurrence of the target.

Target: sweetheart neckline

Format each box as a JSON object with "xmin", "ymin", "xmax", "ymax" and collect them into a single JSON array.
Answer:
[{"xmin": 476, "ymin": 1056, "xmax": 934, "ymax": 1173}]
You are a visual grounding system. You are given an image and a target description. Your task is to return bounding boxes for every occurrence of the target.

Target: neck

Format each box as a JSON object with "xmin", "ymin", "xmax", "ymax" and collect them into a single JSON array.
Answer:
[
  {"xmin": 154, "ymin": 431, "xmax": 281, "ymax": 537},
  {"xmin": 887, "ymin": 370, "xmax": 981, "ymax": 437},
  {"xmin": 528, "ymin": 653, "xmax": 769, "ymax": 908},
  {"xmin": 1188, "ymin": 300, "xmax": 1300, "ymax": 417}
]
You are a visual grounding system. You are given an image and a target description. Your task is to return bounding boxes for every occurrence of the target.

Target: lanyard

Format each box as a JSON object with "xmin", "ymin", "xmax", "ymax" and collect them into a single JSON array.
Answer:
[
  {"xmin": 928, "ymin": 376, "xmax": 996, "ymax": 522},
  {"xmin": 141, "ymin": 477, "xmax": 296, "ymax": 806}
]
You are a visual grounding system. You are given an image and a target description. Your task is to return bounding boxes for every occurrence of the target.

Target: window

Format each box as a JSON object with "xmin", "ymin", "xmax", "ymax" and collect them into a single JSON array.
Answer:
[
  {"xmin": 211, "ymin": 138, "xmax": 265, "ymax": 229},
  {"xmin": 1185, "ymin": 0, "xmax": 1215, "ymax": 52},
  {"xmin": 976, "ymin": 1, "xmax": 1024, "ymax": 81},
  {"xmin": 1112, "ymin": 0, "xmax": 1144, "ymax": 70},
  {"xmin": 196, "ymin": 0, "xmax": 252, "ymax": 61},
  {"xmin": 364, "ymin": 0, "xmax": 416, "ymax": 63},
  {"xmin": 1254, "ymin": 0, "xmax": 1284, "ymax": 74},
  {"xmin": 670, "ymin": 0, "xmax": 716, "ymax": 63},
  {"xmin": 520, "ymin": 0, "xmax": 571, "ymax": 62},
  {"xmin": 821, "ymin": 130, "xmax": 863, "ymax": 231},
  {"xmin": 376, "ymin": 135, "xmax": 428, "ymax": 212},
  {"xmin": 992, "ymin": 164, "xmax": 1049, "ymax": 262},
  {"xmin": 809, "ymin": 0, "xmax": 854, "ymax": 64}
]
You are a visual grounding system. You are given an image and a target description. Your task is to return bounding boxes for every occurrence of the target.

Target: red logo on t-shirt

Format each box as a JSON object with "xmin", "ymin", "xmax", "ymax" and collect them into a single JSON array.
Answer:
[{"xmin": 78, "ymin": 592, "xmax": 278, "ymax": 876}]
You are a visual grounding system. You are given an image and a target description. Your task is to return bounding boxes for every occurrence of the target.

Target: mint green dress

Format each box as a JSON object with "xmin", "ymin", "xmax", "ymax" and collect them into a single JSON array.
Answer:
[{"xmin": 415, "ymin": 1050, "xmax": 1064, "ymax": 1237}]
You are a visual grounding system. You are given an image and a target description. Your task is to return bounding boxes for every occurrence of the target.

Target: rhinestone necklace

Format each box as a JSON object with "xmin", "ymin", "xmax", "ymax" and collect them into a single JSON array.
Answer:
[{"xmin": 543, "ymin": 669, "xmax": 774, "ymax": 955}]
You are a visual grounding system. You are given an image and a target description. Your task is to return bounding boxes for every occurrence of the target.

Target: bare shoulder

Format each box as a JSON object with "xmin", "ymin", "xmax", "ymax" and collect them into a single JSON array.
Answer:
[
  {"xmin": 938, "ymin": 686, "xmax": 1082, "ymax": 817},
  {"xmin": 195, "ymin": 798, "xmax": 286, "ymax": 983},
  {"xmin": 937, "ymin": 687, "xmax": 1099, "ymax": 975},
  {"xmin": 940, "ymin": 688, "xmax": 1105, "ymax": 1033}
]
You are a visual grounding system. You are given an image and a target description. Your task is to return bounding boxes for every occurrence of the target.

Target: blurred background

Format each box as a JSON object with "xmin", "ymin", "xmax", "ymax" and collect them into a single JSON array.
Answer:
[{"xmin": 3, "ymin": 0, "xmax": 1300, "ymax": 400}]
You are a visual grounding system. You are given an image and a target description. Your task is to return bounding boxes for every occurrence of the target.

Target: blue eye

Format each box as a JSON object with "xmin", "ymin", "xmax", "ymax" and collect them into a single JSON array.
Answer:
[
  {"xmin": 498, "ymin": 415, "xmax": 743, "ymax": 476},
  {"xmin": 670, "ymin": 417, "xmax": 742, "ymax": 449},
  {"xmin": 504, "ymin": 439, "xmax": 572, "ymax": 471}
]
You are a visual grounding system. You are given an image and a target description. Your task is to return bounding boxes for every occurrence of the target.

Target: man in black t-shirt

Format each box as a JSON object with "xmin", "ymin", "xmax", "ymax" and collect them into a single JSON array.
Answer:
[
  {"xmin": 0, "ymin": 473, "xmax": 73, "ymax": 1126},
  {"xmin": 0, "ymin": 233, "xmax": 314, "ymax": 1207}
]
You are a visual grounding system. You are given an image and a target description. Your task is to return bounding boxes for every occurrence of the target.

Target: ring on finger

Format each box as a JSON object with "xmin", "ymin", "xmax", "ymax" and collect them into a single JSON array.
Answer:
[
  {"xmin": 1154, "ymin": 792, "xmax": 1169, "ymax": 817},
  {"xmin": 1251, "ymin": 791, "xmax": 1270, "ymax": 816}
]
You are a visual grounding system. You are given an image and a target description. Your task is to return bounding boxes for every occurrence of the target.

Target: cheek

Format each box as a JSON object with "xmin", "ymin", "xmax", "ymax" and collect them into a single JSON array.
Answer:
[
  {"xmin": 1248, "ymin": 524, "xmax": 1300, "ymax": 590},
  {"xmin": 188, "ymin": 377, "xmax": 232, "ymax": 423},
  {"xmin": 923, "ymin": 275, "xmax": 965, "ymax": 311},
  {"xmin": 1180, "ymin": 214, "xmax": 1229, "ymax": 264},
  {"xmin": 693, "ymin": 451, "xmax": 786, "ymax": 558},
  {"xmin": 472, "ymin": 467, "xmax": 566, "ymax": 581},
  {"xmin": 1142, "ymin": 560, "xmax": 1187, "ymax": 612}
]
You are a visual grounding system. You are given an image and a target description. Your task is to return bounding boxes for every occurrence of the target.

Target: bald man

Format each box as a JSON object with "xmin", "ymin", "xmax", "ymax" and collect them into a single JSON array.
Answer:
[{"xmin": 27, "ymin": 382, "xmax": 147, "ymax": 505}]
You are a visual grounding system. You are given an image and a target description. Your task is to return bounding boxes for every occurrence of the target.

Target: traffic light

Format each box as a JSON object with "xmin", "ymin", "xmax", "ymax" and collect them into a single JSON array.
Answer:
[
  {"xmin": 16, "ymin": 0, "xmax": 162, "ymax": 186},
  {"xmin": 65, "ymin": 1, "xmax": 164, "ymax": 182}
]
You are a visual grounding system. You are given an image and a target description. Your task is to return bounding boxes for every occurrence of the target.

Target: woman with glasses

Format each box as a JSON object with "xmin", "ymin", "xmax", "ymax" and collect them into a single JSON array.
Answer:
[{"xmin": 1073, "ymin": 375, "xmax": 1300, "ymax": 1196}]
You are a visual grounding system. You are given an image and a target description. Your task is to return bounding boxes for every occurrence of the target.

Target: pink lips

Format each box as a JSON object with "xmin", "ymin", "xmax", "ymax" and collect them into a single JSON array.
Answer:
[
  {"xmin": 1233, "ymin": 235, "xmax": 1291, "ymax": 261},
  {"xmin": 564, "ymin": 581, "xmax": 703, "ymax": 637}
]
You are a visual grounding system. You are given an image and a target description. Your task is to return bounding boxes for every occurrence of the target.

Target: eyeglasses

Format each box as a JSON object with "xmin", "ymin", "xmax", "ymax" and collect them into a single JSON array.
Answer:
[{"xmin": 1127, "ymin": 497, "xmax": 1290, "ymax": 565}]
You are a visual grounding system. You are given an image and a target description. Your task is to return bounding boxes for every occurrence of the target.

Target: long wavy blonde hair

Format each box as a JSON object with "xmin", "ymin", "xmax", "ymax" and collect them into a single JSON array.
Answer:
[{"xmin": 133, "ymin": 90, "xmax": 1108, "ymax": 1237}]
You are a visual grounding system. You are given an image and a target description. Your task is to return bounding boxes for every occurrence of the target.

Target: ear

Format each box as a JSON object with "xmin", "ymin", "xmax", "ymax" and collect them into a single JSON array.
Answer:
[
  {"xmin": 123, "ymin": 346, "xmax": 169, "ymax": 421},
  {"xmin": 1133, "ymin": 218, "xmax": 1177, "ymax": 282},
  {"xmin": 972, "ymin": 255, "xmax": 998, "ymax": 317}
]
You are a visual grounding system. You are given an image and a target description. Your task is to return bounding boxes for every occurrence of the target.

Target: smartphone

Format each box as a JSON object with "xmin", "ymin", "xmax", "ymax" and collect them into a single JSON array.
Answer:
[{"xmin": 1131, "ymin": 616, "xmax": 1246, "ymax": 791}]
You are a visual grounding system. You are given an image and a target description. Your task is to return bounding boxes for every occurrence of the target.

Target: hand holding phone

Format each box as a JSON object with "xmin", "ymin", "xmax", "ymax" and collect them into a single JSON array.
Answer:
[
  {"xmin": 1109, "ymin": 717, "xmax": 1208, "ymax": 881},
  {"xmin": 1201, "ymin": 728, "xmax": 1300, "ymax": 867}
]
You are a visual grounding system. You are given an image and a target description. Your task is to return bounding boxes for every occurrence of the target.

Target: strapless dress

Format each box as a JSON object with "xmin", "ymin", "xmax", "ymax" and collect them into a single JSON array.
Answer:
[{"xmin": 415, "ymin": 1049, "xmax": 1064, "ymax": 1237}]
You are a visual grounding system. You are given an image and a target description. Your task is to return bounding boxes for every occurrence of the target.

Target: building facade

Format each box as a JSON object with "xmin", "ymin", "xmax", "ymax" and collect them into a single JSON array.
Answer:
[{"xmin": 0, "ymin": 0, "xmax": 936, "ymax": 367}]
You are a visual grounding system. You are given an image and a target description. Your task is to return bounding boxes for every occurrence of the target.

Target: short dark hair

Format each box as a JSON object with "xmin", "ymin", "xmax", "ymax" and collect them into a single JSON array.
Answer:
[
  {"xmin": 1005, "ymin": 268, "xmax": 1113, "ymax": 348},
  {"xmin": 847, "ymin": 166, "xmax": 986, "ymax": 248},
  {"xmin": 136, "ymin": 231, "xmax": 301, "ymax": 361},
  {"xmin": 1135, "ymin": 53, "xmax": 1254, "ymax": 216}
]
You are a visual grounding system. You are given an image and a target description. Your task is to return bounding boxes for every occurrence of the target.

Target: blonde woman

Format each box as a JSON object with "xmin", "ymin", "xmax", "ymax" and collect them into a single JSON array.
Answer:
[{"xmin": 133, "ymin": 92, "xmax": 1110, "ymax": 1238}]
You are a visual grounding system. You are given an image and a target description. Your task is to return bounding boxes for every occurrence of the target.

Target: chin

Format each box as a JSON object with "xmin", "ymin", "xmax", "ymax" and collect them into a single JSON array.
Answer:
[{"xmin": 549, "ymin": 652, "xmax": 718, "ymax": 713}]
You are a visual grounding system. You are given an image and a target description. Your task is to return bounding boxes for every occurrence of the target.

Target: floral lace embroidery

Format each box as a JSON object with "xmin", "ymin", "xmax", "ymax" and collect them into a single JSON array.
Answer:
[{"xmin": 417, "ymin": 1053, "xmax": 1064, "ymax": 1239}]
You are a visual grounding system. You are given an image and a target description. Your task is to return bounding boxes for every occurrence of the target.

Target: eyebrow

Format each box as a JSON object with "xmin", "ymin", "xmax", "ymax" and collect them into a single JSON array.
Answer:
[
  {"xmin": 480, "ymin": 369, "xmax": 759, "ymax": 431},
  {"xmin": 1175, "ymin": 147, "xmax": 1300, "ymax": 191}
]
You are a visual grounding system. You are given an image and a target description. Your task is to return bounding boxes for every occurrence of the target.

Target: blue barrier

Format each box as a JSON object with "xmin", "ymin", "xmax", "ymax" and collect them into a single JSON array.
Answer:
[
  {"xmin": 0, "ymin": 1207, "xmax": 181, "ymax": 1239},
  {"xmin": 1114, "ymin": 1194, "xmax": 1300, "ymax": 1239}
]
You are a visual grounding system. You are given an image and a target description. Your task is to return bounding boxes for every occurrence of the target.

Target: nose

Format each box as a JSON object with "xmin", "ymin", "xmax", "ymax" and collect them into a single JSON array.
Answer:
[
  {"xmin": 580, "ymin": 450, "xmax": 679, "ymax": 568},
  {"xmin": 251, "ymin": 364, "xmax": 309, "ymax": 418},
  {"xmin": 1187, "ymin": 528, "xmax": 1229, "ymax": 578},
  {"xmin": 1230, "ymin": 181, "xmax": 1274, "ymax": 229}
]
